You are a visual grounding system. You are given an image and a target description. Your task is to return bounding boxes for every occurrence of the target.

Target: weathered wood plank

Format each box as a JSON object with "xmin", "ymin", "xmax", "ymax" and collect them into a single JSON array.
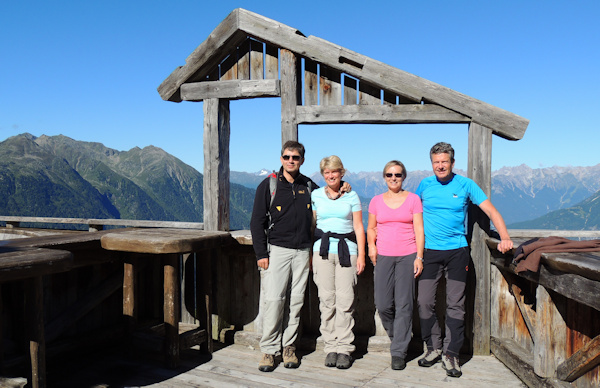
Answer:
[
  {"xmin": 296, "ymin": 104, "xmax": 471, "ymax": 124},
  {"xmin": 237, "ymin": 40, "xmax": 250, "ymax": 80},
  {"xmin": 280, "ymin": 49, "xmax": 298, "ymax": 142},
  {"xmin": 343, "ymin": 75, "xmax": 357, "ymax": 105},
  {"xmin": 0, "ymin": 216, "xmax": 204, "ymax": 230},
  {"xmin": 180, "ymin": 79, "xmax": 280, "ymax": 101},
  {"xmin": 25, "ymin": 276, "xmax": 45, "ymax": 388},
  {"xmin": 0, "ymin": 247, "xmax": 73, "ymax": 282},
  {"xmin": 101, "ymin": 229, "xmax": 231, "ymax": 254},
  {"xmin": 542, "ymin": 252, "xmax": 600, "ymax": 282},
  {"xmin": 203, "ymin": 98, "xmax": 231, "ymax": 231},
  {"xmin": 468, "ymin": 122, "xmax": 492, "ymax": 355},
  {"xmin": 303, "ymin": 58, "xmax": 318, "ymax": 106},
  {"xmin": 250, "ymin": 39, "xmax": 264, "ymax": 80},
  {"xmin": 534, "ymin": 286, "xmax": 567, "ymax": 378},
  {"xmin": 510, "ymin": 283, "xmax": 537, "ymax": 337},
  {"xmin": 219, "ymin": 51, "xmax": 238, "ymax": 81},
  {"xmin": 319, "ymin": 65, "xmax": 341, "ymax": 106},
  {"xmin": 164, "ymin": 253, "xmax": 180, "ymax": 368},
  {"xmin": 557, "ymin": 334, "xmax": 600, "ymax": 382},
  {"xmin": 157, "ymin": 10, "xmax": 246, "ymax": 101},
  {"xmin": 491, "ymin": 337, "xmax": 569, "ymax": 388},
  {"xmin": 359, "ymin": 81, "xmax": 381, "ymax": 105},
  {"xmin": 264, "ymin": 43, "xmax": 278, "ymax": 80}
]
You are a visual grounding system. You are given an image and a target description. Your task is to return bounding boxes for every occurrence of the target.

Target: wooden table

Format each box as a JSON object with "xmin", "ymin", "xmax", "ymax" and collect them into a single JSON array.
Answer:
[
  {"xmin": 0, "ymin": 246, "xmax": 73, "ymax": 388},
  {"xmin": 100, "ymin": 228, "xmax": 232, "ymax": 368}
]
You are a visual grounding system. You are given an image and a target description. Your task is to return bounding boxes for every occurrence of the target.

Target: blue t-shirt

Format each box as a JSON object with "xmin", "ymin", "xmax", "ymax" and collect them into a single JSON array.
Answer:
[
  {"xmin": 416, "ymin": 174, "xmax": 487, "ymax": 250},
  {"xmin": 311, "ymin": 188, "xmax": 362, "ymax": 254}
]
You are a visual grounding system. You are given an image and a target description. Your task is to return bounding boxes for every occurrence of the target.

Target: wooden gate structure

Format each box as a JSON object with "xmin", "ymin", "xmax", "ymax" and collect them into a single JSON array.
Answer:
[{"xmin": 156, "ymin": 4, "xmax": 548, "ymax": 378}]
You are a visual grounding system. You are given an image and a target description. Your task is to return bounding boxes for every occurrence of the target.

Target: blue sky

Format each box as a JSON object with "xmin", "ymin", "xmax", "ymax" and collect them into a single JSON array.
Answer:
[{"xmin": 2, "ymin": 1, "xmax": 599, "ymax": 175}]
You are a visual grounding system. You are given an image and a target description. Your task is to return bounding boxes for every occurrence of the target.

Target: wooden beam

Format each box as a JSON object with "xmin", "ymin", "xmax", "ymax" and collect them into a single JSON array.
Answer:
[
  {"xmin": 510, "ymin": 283, "xmax": 537, "ymax": 337},
  {"xmin": 557, "ymin": 333, "xmax": 600, "ymax": 382},
  {"xmin": 157, "ymin": 11, "xmax": 247, "ymax": 101},
  {"xmin": 468, "ymin": 122, "xmax": 492, "ymax": 355},
  {"xmin": 280, "ymin": 49, "xmax": 298, "ymax": 143},
  {"xmin": 296, "ymin": 104, "xmax": 471, "ymax": 124},
  {"xmin": 203, "ymin": 98, "xmax": 230, "ymax": 231},
  {"xmin": 181, "ymin": 80, "xmax": 280, "ymax": 101},
  {"xmin": 534, "ymin": 286, "xmax": 567, "ymax": 378},
  {"xmin": 235, "ymin": 9, "xmax": 529, "ymax": 139},
  {"xmin": 491, "ymin": 337, "xmax": 570, "ymax": 388}
]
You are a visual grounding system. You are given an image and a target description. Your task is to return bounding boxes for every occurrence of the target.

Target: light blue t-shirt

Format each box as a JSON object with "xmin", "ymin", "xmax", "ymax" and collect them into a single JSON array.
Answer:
[
  {"xmin": 416, "ymin": 174, "xmax": 487, "ymax": 250},
  {"xmin": 311, "ymin": 188, "xmax": 362, "ymax": 254}
]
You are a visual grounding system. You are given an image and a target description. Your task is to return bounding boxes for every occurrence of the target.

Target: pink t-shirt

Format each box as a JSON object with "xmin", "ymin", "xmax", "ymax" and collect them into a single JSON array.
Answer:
[{"xmin": 368, "ymin": 192, "xmax": 422, "ymax": 256}]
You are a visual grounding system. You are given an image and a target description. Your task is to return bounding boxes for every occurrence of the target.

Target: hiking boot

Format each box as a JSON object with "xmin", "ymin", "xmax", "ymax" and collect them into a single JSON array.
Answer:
[
  {"xmin": 336, "ymin": 353, "xmax": 352, "ymax": 369},
  {"xmin": 418, "ymin": 348, "xmax": 442, "ymax": 367},
  {"xmin": 391, "ymin": 356, "xmax": 406, "ymax": 370},
  {"xmin": 325, "ymin": 352, "xmax": 338, "ymax": 367},
  {"xmin": 258, "ymin": 353, "xmax": 275, "ymax": 372},
  {"xmin": 282, "ymin": 346, "xmax": 299, "ymax": 368},
  {"xmin": 441, "ymin": 354, "xmax": 462, "ymax": 377}
]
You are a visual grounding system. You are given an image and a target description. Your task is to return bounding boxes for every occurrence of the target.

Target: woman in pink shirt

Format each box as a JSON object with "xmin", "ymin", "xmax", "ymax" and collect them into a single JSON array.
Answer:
[{"xmin": 367, "ymin": 160, "xmax": 424, "ymax": 371}]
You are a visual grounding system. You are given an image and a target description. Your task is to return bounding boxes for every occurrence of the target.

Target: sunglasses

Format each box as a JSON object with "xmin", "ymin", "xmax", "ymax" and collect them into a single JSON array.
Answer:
[
  {"xmin": 282, "ymin": 155, "xmax": 302, "ymax": 161},
  {"xmin": 385, "ymin": 173, "xmax": 403, "ymax": 178}
]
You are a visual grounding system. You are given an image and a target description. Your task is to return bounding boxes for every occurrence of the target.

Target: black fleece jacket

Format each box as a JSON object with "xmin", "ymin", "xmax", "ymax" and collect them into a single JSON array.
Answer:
[{"xmin": 250, "ymin": 167, "xmax": 317, "ymax": 260}]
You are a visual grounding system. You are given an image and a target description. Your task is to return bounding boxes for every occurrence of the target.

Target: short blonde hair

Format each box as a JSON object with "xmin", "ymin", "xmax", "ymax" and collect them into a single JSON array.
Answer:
[
  {"xmin": 320, "ymin": 155, "xmax": 346, "ymax": 176},
  {"xmin": 383, "ymin": 160, "xmax": 407, "ymax": 178}
]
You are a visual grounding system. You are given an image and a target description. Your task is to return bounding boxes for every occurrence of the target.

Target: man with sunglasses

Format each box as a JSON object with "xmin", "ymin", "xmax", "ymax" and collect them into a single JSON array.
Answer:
[
  {"xmin": 251, "ymin": 140, "xmax": 350, "ymax": 372},
  {"xmin": 415, "ymin": 142, "xmax": 513, "ymax": 378}
]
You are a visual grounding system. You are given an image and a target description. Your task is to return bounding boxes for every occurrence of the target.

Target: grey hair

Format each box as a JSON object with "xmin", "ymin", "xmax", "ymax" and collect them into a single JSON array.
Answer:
[{"xmin": 430, "ymin": 142, "xmax": 455, "ymax": 162}]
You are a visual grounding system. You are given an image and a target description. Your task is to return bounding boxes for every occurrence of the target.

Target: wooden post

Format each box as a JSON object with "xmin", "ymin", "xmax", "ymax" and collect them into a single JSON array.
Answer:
[
  {"xmin": 280, "ymin": 49, "xmax": 299, "ymax": 143},
  {"xmin": 25, "ymin": 276, "xmax": 45, "ymax": 388},
  {"xmin": 534, "ymin": 285, "xmax": 567, "ymax": 378},
  {"xmin": 164, "ymin": 253, "xmax": 180, "ymax": 368},
  {"xmin": 203, "ymin": 98, "xmax": 230, "ymax": 232},
  {"xmin": 467, "ymin": 122, "xmax": 492, "ymax": 355}
]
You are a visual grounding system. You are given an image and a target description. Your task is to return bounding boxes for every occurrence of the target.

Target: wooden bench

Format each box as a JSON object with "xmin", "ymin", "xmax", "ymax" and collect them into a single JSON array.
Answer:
[
  {"xmin": 0, "ymin": 246, "xmax": 73, "ymax": 388},
  {"xmin": 100, "ymin": 228, "xmax": 232, "ymax": 368}
]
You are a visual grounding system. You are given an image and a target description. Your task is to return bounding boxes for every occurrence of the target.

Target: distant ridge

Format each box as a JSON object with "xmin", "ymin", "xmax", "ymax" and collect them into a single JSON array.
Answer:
[{"xmin": 0, "ymin": 133, "xmax": 255, "ymax": 229}]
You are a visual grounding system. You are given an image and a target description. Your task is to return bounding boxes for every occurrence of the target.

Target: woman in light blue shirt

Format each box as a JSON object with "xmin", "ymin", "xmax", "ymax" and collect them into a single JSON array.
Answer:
[{"xmin": 312, "ymin": 155, "xmax": 365, "ymax": 370}]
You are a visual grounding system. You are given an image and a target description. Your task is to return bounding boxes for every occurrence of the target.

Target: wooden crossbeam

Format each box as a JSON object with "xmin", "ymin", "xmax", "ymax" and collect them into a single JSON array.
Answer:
[
  {"xmin": 296, "ymin": 104, "xmax": 471, "ymax": 124},
  {"xmin": 557, "ymin": 334, "xmax": 600, "ymax": 382},
  {"xmin": 510, "ymin": 283, "xmax": 537, "ymax": 338},
  {"xmin": 181, "ymin": 79, "xmax": 280, "ymax": 101}
]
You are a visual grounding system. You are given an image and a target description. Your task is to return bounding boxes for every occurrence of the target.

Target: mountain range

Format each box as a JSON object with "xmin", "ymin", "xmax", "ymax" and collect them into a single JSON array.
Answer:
[
  {"xmin": 233, "ymin": 166, "xmax": 600, "ymax": 230},
  {"xmin": 0, "ymin": 133, "xmax": 254, "ymax": 229},
  {"xmin": 1, "ymin": 133, "xmax": 599, "ymax": 231}
]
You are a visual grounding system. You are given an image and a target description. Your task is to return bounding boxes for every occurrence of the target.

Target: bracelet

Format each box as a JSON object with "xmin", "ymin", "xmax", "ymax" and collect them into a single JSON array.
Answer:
[{"xmin": 416, "ymin": 256, "xmax": 423, "ymax": 262}]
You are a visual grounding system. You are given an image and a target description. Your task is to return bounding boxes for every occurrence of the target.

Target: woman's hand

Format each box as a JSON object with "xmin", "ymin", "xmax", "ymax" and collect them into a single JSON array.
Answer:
[
  {"xmin": 356, "ymin": 255, "xmax": 365, "ymax": 275},
  {"xmin": 368, "ymin": 244, "xmax": 377, "ymax": 266},
  {"xmin": 413, "ymin": 257, "xmax": 423, "ymax": 278}
]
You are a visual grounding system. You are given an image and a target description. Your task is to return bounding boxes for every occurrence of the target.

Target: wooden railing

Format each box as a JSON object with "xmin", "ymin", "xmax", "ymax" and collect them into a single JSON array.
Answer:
[{"xmin": 0, "ymin": 216, "xmax": 204, "ymax": 232}]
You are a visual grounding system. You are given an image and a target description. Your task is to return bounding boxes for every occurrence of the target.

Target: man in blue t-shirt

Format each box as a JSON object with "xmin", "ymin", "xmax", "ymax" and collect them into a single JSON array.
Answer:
[{"xmin": 415, "ymin": 142, "xmax": 513, "ymax": 378}]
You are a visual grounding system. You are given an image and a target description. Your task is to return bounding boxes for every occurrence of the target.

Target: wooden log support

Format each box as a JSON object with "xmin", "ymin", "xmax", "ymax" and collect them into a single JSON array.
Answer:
[
  {"xmin": 557, "ymin": 334, "xmax": 600, "ymax": 382},
  {"xmin": 280, "ymin": 49, "xmax": 299, "ymax": 142},
  {"xmin": 510, "ymin": 283, "xmax": 537, "ymax": 338},
  {"xmin": 163, "ymin": 253, "xmax": 180, "ymax": 369},
  {"xmin": 180, "ymin": 79, "xmax": 280, "ymax": 101},
  {"xmin": 534, "ymin": 286, "xmax": 567, "ymax": 378},
  {"xmin": 203, "ymin": 98, "xmax": 230, "ymax": 232},
  {"xmin": 468, "ymin": 122, "xmax": 492, "ymax": 355},
  {"xmin": 25, "ymin": 276, "xmax": 45, "ymax": 388}
]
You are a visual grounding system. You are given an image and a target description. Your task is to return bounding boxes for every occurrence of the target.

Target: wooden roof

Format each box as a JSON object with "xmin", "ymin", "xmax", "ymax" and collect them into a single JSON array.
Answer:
[{"xmin": 158, "ymin": 8, "xmax": 528, "ymax": 140}]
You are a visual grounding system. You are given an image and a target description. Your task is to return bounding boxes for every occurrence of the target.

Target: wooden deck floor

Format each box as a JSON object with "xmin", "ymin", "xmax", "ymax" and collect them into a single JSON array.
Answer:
[{"xmin": 51, "ymin": 341, "xmax": 526, "ymax": 387}]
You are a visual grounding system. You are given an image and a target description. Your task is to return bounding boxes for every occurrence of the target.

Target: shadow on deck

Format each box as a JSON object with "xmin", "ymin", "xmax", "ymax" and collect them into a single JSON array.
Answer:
[{"xmin": 50, "ymin": 339, "xmax": 525, "ymax": 388}]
